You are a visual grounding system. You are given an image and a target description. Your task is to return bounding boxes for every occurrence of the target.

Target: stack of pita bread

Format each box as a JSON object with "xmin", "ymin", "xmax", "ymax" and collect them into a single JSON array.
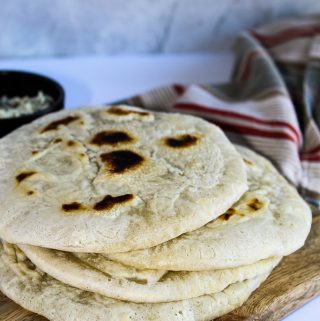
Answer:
[{"xmin": 0, "ymin": 105, "xmax": 312, "ymax": 321}]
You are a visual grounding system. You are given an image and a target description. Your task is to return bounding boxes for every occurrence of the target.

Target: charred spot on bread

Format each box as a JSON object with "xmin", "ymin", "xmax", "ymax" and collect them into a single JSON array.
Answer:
[
  {"xmin": 41, "ymin": 116, "xmax": 80, "ymax": 133},
  {"xmin": 93, "ymin": 194, "xmax": 134, "ymax": 211},
  {"xmin": 107, "ymin": 106, "xmax": 150, "ymax": 117},
  {"xmin": 16, "ymin": 171, "xmax": 36, "ymax": 183},
  {"xmin": 53, "ymin": 138, "xmax": 63, "ymax": 144},
  {"xmin": 62, "ymin": 202, "xmax": 84, "ymax": 212},
  {"xmin": 248, "ymin": 198, "xmax": 264, "ymax": 211},
  {"xmin": 164, "ymin": 134, "xmax": 199, "ymax": 148},
  {"xmin": 100, "ymin": 150, "xmax": 144, "ymax": 174},
  {"xmin": 67, "ymin": 140, "xmax": 76, "ymax": 147},
  {"xmin": 90, "ymin": 131, "xmax": 134, "ymax": 146},
  {"xmin": 220, "ymin": 208, "xmax": 236, "ymax": 221}
]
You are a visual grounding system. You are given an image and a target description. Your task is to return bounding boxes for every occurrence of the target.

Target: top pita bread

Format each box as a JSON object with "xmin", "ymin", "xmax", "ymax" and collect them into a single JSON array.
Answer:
[
  {"xmin": 109, "ymin": 146, "xmax": 312, "ymax": 270},
  {"xmin": 0, "ymin": 105, "xmax": 247, "ymax": 253}
]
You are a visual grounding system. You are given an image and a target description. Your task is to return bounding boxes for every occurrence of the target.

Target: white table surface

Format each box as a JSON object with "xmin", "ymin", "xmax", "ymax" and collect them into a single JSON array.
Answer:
[{"xmin": 0, "ymin": 54, "xmax": 319, "ymax": 320}]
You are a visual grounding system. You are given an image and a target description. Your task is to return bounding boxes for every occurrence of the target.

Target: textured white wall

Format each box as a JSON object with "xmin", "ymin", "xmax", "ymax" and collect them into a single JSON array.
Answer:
[{"xmin": 1, "ymin": 0, "xmax": 320, "ymax": 57}]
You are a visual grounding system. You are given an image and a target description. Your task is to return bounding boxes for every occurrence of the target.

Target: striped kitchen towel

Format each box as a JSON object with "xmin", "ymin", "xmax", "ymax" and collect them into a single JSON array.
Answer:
[{"xmin": 121, "ymin": 18, "xmax": 320, "ymax": 209}]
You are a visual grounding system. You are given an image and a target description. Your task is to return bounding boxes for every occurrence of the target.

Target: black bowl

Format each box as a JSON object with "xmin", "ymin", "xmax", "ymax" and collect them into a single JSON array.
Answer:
[{"xmin": 0, "ymin": 70, "xmax": 65, "ymax": 137}]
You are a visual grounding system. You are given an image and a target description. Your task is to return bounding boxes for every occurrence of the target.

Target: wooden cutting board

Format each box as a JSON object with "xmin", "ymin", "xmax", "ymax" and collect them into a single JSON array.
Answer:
[{"xmin": 1, "ymin": 216, "xmax": 319, "ymax": 321}]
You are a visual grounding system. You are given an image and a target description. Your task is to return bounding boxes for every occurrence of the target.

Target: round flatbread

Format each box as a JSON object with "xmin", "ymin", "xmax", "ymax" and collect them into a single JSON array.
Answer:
[
  {"xmin": 108, "ymin": 146, "xmax": 312, "ymax": 270},
  {"xmin": 0, "ymin": 242, "xmax": 272, "ymax": 321},
  {"xmin": 19, "ymin": 242, "xmax": 280, "ymax": 303},
  {"xmin": 0, "ymin": 105, "xmax": 247, "ymax": 253}
]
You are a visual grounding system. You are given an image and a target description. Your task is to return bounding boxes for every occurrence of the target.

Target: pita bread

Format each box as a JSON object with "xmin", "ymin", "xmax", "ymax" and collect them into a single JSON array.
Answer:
[
  {"xmin": 19, "ymin": 242, "xmax": 280, "ymax": 303},
  {"xmin": 0, "ymin": 242, "xmax": 272, "ymax": 321},
  {"xmin": 0, "ymin": 105, "xmax": 247, "ymax": 253},
  {"xmin": 109, "ymin": 146, "xmax": 312, "ymax": 271}
]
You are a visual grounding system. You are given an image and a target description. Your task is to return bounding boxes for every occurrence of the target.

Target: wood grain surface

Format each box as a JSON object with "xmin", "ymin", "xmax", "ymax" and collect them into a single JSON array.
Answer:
[{"xmin": 1, "ymin": 216, "xmax": 319, "ymax": 321}]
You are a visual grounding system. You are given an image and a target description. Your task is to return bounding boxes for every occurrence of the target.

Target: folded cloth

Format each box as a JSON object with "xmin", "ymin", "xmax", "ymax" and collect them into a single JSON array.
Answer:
[{"xmin": 119, "ymin": 18, "xmax": 320, "ymax": 209}]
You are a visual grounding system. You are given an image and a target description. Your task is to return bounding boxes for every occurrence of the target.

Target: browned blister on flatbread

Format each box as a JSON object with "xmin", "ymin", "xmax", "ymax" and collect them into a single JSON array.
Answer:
[
  {"xmin": 40, "ymin": 115, "xmax": 80, "ymax": 133},
  {"xmin": 107, "ymin": 106, "xmax": 150, "ymax": 117},
  {"xmin": 164, "ymin": 134, "xmax": 199, "ymax": 148},
  {"xmin": 90, "ymin": 131, "xmax": 134, "ymax": 146},
  {"xmin": 100, "ymin": 150, "xmax": 145, "ymax": 174},
  {"xmin": 101, "ymin": 105, "xmax": 155, "ymax": 122},
  {"xmin": 16, "ymin": 171, "xmax": 36, "ymax": 183},
  {"xmin": 93, "ymin": 194, "xmax": 134, "ymax": 211}
]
